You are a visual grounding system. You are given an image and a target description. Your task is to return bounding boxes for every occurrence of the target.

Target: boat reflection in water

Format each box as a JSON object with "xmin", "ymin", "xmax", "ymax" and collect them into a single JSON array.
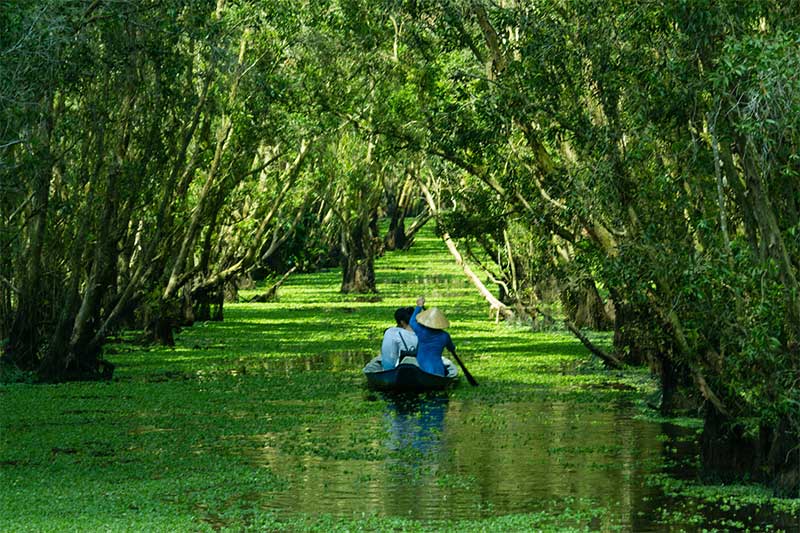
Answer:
[
  {"xmin": 380, "ymin": 393, "xmax": 452, "ymax": 519},
  {"xmin": 384, "ymin": 393, "xmax": 448, "ymax": 458}
]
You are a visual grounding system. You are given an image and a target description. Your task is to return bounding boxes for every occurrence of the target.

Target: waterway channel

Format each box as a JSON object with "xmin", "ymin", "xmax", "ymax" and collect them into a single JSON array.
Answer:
[{"xmin": 244, "ymin": 387, "xmax": 797, "ymax": 531}]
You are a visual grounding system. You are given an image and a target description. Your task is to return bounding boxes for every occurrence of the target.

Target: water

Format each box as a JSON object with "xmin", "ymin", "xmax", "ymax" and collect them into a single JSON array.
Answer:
[
  {"xmin": 243, "ymin": 393, "xmax": 693, "ymax": 529},
  {"xmin": 223, "ymin": 354, "xmax": 799, "ymax": 532}
]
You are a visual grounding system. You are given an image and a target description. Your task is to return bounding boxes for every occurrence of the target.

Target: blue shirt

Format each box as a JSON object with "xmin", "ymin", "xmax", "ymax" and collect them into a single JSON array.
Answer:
[{"xmin": 410, "ymin": 306, "xmax": 455, "ymax": 376}]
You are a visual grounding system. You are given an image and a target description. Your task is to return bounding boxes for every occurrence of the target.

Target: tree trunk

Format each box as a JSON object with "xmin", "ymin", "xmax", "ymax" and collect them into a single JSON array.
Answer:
[
  {"xmin": 163, "ymin": 117, "xmax": 232, "ymax": 301},
  {"xmin": 443, "ymin": 230, "xmax": 513, "ymax": 319},
  {"xmin": 150, "ymin": 298, "xmax": 178, "ymax": 346},
  {"xmin": 163, "ymin": 29, "xmax": 250, "ymax": 302},
  {"xmin": 248, "ymin": 266, "xmax": 296, "ymax": 302},
  {"xmin": 764, "ymin": 417, "xmax": 800, "ymax": 496},
  {"xmin": 341, "ymin": 258, "xmax": 377, "ymax": 293},
  {"xmin": 194, "ymin": 291, "xmax": 212, "ymax": 322},
  {"xmin": 154, "ymin": 71, "xmax": 239, "ymax": 343},
  {"xmin": 181, "ymin": 288, "xmax": 195, "ymax": 327},
  {"xmin": 341, "ymin": 218, "xmax": 378, "ymax": 293},
  {"xmin": 39, "ymin": 166, "xmax": 120, "ymax": 381},
  {"xmin": 737, "ymin": 137, "xmax": 800, "ymax": 335},
  {"xmin": 384, "ymin": 173, "xmax": 415, "ymax": 251},
  {"xmin": 420, "ymin": 179, "xmax": 513, "ymax": 320},
  {"xmin": 213, "ymin": 285, "xmax": 225, "ymax": 321},
  {"xmin": 561, "ymin": 277, "xmax": 613, "ymax": 330},
  {"xmin": 611, "ymin": 297, "xmax": 648, "ymax": 366},
  {"xmin": 400, "ymin": 211, "xmax": 431, "ymax": 250},
  {"xmin": 193, "ymin": 284, "xmax": 222, "ymax": 322},
  {"xmin": 190, "ymin": 139, "xmax": 310, "ymax": 299},
  {"xmin": 700, "ymin": 410, "xmax": 799, "ymax": 495},
  {"xmin": 657, "ymin": 357, "xmax": 697, "ymax": 415},
  {"xmin": 7, "ymin": 96, "xmax": 54, "ymax": 370},
  {"xmin": 384, "ymin": 215, "xmax": 407, "ymax": 251}
]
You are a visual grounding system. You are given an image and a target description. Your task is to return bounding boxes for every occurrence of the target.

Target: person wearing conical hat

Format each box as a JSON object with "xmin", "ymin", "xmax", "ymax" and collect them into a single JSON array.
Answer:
[{"xmin": 409, "ymin": 296, "xmax": 456, "ymax": 376}]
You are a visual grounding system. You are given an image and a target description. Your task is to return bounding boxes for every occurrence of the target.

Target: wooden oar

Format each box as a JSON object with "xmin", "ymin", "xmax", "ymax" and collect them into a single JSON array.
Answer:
[{"xmin": 450, "ymin": 350, "xmax": 478, "ymax": 386}]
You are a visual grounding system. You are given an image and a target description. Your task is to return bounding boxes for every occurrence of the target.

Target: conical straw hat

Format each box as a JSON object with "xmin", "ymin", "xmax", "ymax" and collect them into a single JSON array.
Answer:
[{"xmin": 416, "ymin": 307, "xmax": 450, "ymax": 330}]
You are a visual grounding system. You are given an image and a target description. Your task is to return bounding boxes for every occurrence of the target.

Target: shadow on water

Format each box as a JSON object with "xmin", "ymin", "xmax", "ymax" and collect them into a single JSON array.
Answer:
[{"xmin": 650, "ymin": 423, "xmax": 800, "ymax": 531}]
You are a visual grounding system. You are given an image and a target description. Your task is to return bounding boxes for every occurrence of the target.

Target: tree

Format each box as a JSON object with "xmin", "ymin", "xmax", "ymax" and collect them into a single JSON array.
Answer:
[
  {"xmin": 1, "ymin": 1, "xmax": 224, "ymax": 378},
  {"xmin": 362, "ymin": 0, "xmax": 799, "ymax": 493},
  {"xmin": 0, "ymin": 1, "xmax": 321, "ymax": 373}
]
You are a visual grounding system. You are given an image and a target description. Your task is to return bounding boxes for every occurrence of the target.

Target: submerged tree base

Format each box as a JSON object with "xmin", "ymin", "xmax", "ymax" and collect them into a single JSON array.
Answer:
[
  {"xmin": 702, "ymin": 409, "xmax": 800, "ymax": 497},
  {"xmin": 37, "ymin": 354, "xmax": 115, "ymax": 384}
]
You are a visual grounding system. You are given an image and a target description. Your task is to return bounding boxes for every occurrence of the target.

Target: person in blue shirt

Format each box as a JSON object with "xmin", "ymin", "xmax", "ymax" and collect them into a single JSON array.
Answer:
[{"xmin": 409, "ymin": 296, "xmax": 455, "ymax": 376}]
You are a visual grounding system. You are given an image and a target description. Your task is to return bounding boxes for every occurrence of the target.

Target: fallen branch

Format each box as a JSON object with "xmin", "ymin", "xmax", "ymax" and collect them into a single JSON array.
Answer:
[
  {"xmin": 419, "ymin": 180, "xmax": 513, "ymax": 321},
  {"xmin": 247, "ymin": 266, "xmax": 297, "ymax": 303},
  {"xmin": 441, "ymin": 233, "xmax": 514, "ymax": 321},
  {"xmin": 535, "ymin": 307, "xmax": 623, "ymax": 369}
]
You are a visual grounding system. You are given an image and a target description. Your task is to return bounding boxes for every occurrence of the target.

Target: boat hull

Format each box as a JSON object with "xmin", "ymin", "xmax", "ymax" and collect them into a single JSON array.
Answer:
[{"xmin": 363, "ymin": 356, "xmax": 458, "ymax": 391}]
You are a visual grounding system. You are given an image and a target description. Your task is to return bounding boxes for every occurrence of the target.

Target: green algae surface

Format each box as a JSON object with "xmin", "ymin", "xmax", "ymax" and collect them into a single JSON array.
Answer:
[{"xmin": 2, "ymin": 230, "xmax": 799, "ymax": 532}]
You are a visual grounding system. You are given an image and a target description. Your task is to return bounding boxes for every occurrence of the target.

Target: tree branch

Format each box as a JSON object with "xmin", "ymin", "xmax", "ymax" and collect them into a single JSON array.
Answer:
[
  {"xmin": 535, "ymin": 306, "xmax": 623, "ymax": 369},
  {"xmin": 472, "ymin": 3, "xmax": 506, "ymax": 77}
]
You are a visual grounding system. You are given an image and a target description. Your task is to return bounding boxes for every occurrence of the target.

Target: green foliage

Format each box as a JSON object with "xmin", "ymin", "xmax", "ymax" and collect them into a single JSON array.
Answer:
[
  {"xmin": 364, "ymin": 1, "xmax": 800, "ymax": 453},
  {"xmin": 0, "ymin": 357, "xmax": 34, "ymax": 384}
]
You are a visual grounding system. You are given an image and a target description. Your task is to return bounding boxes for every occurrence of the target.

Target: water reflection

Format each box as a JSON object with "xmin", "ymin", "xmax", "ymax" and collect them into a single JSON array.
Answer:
[
  {"xmin": 384, "ymin": 393, "xmax": 448, "ymax": 458},
  {"xmin": 243, "ymin": 393, "xmax": 798, "ymax": 529},
  {"xmin": 380, "ymin": 394, "xmax": 450, "ymax": 520},
  {"xmin": 255, "ymin": 395, "xmax": 673, "ymax": 526}
]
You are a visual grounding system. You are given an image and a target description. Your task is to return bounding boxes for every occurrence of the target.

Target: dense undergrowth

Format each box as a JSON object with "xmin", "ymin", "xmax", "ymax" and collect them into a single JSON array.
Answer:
[{"xmin": 2, "ymin": 230, "xmax": 798, "ymax": 532}]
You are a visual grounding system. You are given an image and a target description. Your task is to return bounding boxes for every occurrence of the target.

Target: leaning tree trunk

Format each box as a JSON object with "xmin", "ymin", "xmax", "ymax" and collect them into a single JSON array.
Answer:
[
  {"xmin": 737, "ymin": 137, "xmax": 800, "ymax": 336},
  {"xmin": 153, "ymin": 29, "xmax": 250, "ymax": 343},
  {"xmin": 152, "ymin": 118, "xmax": 231, "ymax": 343},
  {"xmin": 694, "ymin": 137, "xmax": 800, "ymax": 496},
  {"xmin": 189, "ymin": 138, "xmax": 310, "ymax": 302},
  {"xmin": 400, "ymin": 211, "xmax": 432, "ymax": 250},
  {"xmin": 384, "ymin": 173, "xmax": 416, "ymax": 251},
  {"xmin": 8, "ymin": 179, "xmax": 49, "ymax": 370},
  {"xmin": 39, "ymin": 169, "xmax": 120, "ymax": 381}
]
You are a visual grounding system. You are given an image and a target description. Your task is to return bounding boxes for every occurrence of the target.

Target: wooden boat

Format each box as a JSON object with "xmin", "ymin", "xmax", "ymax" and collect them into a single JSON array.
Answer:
[{"xmin": 363, "ymin": 355, "xmax": 459, "ymax": 391}]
